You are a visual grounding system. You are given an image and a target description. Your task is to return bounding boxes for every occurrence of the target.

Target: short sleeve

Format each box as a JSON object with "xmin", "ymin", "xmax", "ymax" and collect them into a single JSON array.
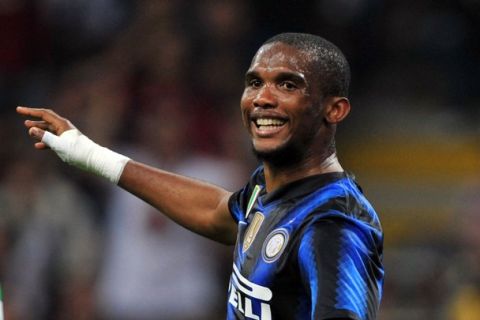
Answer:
[
  {"xmin": 297, "ymin": 218, "xmax": 383, "ymax": 320},
  {"xmin": 228, "ymin": 166, "xmax": 265, "ymax": 223},
  {"xmin": 228, "ymin": 187, "xmax": 246, "ymax": 223}
]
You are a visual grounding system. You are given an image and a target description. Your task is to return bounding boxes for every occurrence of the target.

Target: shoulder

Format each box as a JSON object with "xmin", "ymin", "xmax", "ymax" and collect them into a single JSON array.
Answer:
[
  {"xmin": 297, "ymin": 205, "xmax": 384, "ymax": 258},
  {"xmin": 301, "ymin": 174, "xmax": 382, "ymax": 234}
]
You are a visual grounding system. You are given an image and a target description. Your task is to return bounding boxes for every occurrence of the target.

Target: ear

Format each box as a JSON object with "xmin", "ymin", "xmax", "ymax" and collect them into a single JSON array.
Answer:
[{"xmin": 323, "ymin": 97, "xmax": 351, "ymax": 124}]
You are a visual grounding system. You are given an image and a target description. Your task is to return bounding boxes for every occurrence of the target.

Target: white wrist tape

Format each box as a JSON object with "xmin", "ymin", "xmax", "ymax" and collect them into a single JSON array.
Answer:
[{"xmin": 42, "ymin": 129, "xmax": 130, "ymax": 184}]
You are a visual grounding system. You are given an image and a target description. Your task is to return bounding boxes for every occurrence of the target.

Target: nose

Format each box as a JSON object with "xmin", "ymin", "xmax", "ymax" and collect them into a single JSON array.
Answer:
[{"xmin": 253, "ymin": 84, "xmax": 277, "ymax": 109}]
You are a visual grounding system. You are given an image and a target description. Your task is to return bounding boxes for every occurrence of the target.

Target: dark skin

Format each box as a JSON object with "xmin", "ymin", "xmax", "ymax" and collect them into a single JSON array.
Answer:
[
  {"xmin": 241, "ymin": 42, "xmax": 350, "ymax": 191},
  {"xmin": 17, "ymin": 42, "xmax": 351, "ymax": 247}
]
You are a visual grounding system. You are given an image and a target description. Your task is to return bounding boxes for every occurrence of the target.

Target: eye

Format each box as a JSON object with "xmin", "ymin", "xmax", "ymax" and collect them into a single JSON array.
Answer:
[
  {"xmin": 280, "ymin": 81, "xmax": 297, "ymax": 91},
  {"xmin": 248, "ymin": 78, "xmax": 263, "ymax": 88}
]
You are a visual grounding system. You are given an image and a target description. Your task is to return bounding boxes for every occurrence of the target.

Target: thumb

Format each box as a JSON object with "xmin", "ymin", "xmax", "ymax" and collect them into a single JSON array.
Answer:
[{"xmin": 38, "ymin": 129, "xmax": 76, "ymax": 163}]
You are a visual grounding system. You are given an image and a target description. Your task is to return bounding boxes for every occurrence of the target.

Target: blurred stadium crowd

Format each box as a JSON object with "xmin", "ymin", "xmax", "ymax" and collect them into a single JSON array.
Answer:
[{"xmin": 1, "ymin": 0, "xmax": 480, "ymax": 319}]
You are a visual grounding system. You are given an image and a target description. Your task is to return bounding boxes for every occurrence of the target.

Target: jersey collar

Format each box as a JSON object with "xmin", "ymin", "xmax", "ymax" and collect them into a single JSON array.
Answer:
[{"xmin": 257, "ymin": 170, "xmax": 348, "ymax": 205}]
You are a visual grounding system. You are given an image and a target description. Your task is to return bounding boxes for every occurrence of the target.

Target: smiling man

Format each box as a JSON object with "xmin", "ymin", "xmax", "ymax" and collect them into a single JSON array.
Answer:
[{"xmin": 17, "ymin": 33, "xmax": 384, "ymax": 320}]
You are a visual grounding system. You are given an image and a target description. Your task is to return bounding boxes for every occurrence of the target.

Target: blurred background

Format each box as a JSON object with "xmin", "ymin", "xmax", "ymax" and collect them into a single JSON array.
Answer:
[{"xmin": 1, "ymin": 0, "xmax": 480, "ymax": 319}]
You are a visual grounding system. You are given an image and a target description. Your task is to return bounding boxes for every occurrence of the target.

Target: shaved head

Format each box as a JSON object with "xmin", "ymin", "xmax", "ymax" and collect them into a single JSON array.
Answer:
[{"xmin": 263, "ymin": 33, "xmax": 351, "ymax": 98}]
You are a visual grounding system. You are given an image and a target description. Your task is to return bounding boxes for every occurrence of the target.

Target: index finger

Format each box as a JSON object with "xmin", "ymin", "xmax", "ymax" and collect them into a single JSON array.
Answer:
[
  {"xmin": 16, "ymin": 106, "xmax": 61, "ymax": 123},
  {"xmin": 17, "ymin": 106, "xmax": 76, "ymax": 135}
]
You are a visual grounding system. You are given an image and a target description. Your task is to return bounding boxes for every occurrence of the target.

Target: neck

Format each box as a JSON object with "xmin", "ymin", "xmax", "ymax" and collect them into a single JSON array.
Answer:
[{"xmin": 263, "ymin": 152, "xmax": 343, "ymax": 192}]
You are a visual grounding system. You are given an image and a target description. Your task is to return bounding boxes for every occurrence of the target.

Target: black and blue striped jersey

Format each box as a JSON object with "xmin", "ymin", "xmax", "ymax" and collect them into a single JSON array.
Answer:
[{"xmin": 227, "ymin": 167, "xmax": 384, "ymax": 320}]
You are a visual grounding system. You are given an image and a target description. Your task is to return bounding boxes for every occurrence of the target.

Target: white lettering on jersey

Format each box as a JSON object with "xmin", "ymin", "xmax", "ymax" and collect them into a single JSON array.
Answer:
[{"xmin": 228, "ymin": 264, "xmax": 272, "ymax": 320}]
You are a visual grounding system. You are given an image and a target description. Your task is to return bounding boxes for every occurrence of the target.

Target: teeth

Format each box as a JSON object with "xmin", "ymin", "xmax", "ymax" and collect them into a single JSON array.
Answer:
[{"xmin": 256, "ymin": 118, "xmax": 285, "ymax": 126}]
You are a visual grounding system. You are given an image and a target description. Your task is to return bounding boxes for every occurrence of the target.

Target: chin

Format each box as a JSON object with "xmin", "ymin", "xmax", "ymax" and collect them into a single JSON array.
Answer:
[{"xmin": 252, "ymin": 141, "xmax": 305, "ymax": 168}]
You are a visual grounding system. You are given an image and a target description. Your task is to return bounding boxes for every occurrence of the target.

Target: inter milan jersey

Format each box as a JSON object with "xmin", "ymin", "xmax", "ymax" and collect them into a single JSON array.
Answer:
[{"xmin": 227, "ymin": 167, "xmax": 384, "ymax": 320}]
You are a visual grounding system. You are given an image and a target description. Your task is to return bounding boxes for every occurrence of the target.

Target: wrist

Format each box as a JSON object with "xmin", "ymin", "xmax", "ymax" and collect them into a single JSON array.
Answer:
[{"xmin": 42, "ymin": 129, "xmax": 130, "ymax": 184}]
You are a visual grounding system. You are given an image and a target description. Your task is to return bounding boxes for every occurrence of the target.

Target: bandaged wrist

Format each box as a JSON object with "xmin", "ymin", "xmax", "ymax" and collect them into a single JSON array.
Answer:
[{"xmin": 42, "ymin": 129, "xmax": 130, "ymax": 184}]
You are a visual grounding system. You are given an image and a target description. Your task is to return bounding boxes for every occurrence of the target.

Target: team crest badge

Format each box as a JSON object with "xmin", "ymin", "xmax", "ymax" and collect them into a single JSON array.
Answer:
[
  {"xmin": 262, "ymin": 228, "xmax": 289, "ymax": 263},
  {"xmin": 242, "ymin": 212, "xmax": 264, "ymax": 252}
]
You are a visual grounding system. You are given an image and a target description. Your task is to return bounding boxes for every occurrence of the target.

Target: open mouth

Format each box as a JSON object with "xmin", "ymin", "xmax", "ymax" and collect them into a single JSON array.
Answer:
[{"xmin": 253, "ymin": 117, "xmax": 287, "ymax": 131}]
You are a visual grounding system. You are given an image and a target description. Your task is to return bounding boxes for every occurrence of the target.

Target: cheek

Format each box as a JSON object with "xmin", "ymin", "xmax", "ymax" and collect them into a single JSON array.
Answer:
[
  {"xmin": 240, "ymin": 112, "xmax": 249, "ymax": 129},
  {"xmin": 240, "ymin": 88, "xmax": 254, "ymax": 105},
  {"xmin": 240, "ymin": 93, "xmax": 251, "ymax": 127},
  {"xmin": 294, "ymin": 104, "xmax": 323, "ymax": 132}
]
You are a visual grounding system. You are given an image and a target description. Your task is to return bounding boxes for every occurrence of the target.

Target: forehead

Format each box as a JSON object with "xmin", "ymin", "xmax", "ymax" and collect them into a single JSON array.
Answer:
[{"xmin": 249, "ymin": 42, "xmax": 312, "ymax": 74}]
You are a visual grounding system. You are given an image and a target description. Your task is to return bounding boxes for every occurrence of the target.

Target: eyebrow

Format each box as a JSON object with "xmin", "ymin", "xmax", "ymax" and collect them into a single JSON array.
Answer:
[
  {"xmin": 244, "ymin": 70, "xmax": 260, "ymax": 81},
  {"xmin": 245, "ymin": 70, "xmax": 307, "ymax": 85}
]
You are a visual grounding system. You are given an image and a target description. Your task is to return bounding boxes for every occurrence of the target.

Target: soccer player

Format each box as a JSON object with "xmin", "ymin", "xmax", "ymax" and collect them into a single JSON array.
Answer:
[{"xmin": 17, "ymin": 33, "xmax": 384, "ymax": 320}]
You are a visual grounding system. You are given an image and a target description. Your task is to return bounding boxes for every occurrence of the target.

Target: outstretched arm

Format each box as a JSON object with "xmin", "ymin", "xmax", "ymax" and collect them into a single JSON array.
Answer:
[{"xmin": 17, "ymin": 107, "xmax": 238, "ymax": 245}]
